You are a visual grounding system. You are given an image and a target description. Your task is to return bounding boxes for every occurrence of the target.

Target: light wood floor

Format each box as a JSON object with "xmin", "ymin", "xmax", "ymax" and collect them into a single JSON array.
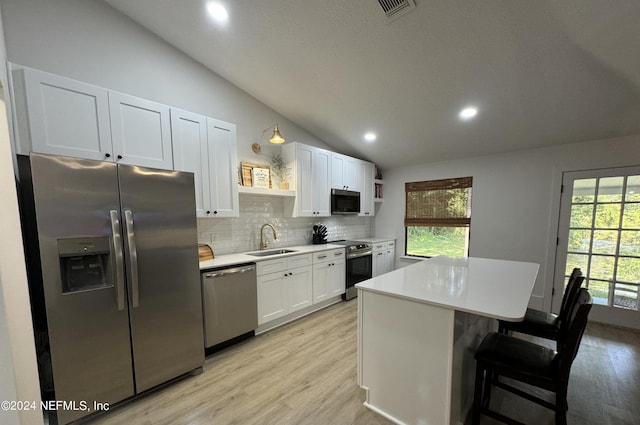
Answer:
[{"xmin": 88, "ymin": 301, "xmax": 640, "ymax": 425}]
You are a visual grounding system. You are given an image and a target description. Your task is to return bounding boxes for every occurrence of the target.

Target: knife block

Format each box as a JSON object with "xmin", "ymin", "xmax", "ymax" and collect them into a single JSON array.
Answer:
[{"xmin": 312, "ymin": 235, "xmax": 327, "ymax": 244}]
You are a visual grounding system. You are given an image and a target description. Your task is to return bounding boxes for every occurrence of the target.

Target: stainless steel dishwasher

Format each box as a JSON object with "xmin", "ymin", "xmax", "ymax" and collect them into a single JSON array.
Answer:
[{"xmin": 201, "ymin": 263, "xmax": 258, "ymax": 348}]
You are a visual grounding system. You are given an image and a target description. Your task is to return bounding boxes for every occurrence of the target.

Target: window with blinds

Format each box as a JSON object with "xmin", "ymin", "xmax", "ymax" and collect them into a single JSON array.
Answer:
[{"xmin": 405, "ymin": 177, "xmax": 473, "ymax": 257}]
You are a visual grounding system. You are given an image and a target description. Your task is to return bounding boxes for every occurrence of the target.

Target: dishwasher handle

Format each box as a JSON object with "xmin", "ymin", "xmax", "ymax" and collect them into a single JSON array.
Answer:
[{"xmin": 203, "ymin": 265, "xmax": 256, "ymax": 279}]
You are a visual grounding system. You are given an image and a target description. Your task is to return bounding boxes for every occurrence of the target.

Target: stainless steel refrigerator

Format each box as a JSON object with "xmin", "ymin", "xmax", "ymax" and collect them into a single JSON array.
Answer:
[{"xmin": 18, "ymin": 153, "xmax": 204, "ymax": 424}]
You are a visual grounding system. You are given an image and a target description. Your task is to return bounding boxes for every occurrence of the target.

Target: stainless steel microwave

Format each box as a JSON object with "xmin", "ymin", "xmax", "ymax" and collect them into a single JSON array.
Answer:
[{"xmin": 331, "ymin": 189, "xmax": 360, "ymax": 215}]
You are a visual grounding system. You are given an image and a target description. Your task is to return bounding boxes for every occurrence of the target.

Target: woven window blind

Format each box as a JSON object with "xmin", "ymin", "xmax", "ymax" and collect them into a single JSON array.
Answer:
[{"xmin": 404, "ymin": 177, "xmax": 472, "ymax": 227}]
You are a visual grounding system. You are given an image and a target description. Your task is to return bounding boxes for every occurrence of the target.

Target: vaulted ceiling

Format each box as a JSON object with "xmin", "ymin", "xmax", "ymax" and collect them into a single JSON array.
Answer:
[{"xmin": 103, "ymin": 0, "xmax": 640, "ymax": 169}]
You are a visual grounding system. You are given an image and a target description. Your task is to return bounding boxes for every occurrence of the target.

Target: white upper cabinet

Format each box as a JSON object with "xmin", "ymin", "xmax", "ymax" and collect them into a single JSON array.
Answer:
[
  {"xmin": 13, "ymin": 67, "xmax": 112, "ymax": 160},
  {"xmin": 171, "ymin": 109, "xmax": 239, "ymax": 218},
  {"xmin": 206, "ymin": 118, "xmax": 239, "ymax": 217},
  {"xmin": 13, "ymin": 66, "xmax": 173, "ymax": 169},
  {"xmin": 108, "ymin": 92, "xmax": 173, "ymax": 169},
  {"xmin": 331, "ymin": 153, "xmax": 362, "ymax": 192},
  {"xmin": 360, "ymin": 161, "xmax": 375, "ymax": 217},
  {"xmin": 170, "ymin": 109, "xmax": 210, "ymax": 217},
  {"xmin": 283, "ymin": 142, "xmax": 331, "ymax": 217},
  {"xmin": 332, "ymin": 152, "xmax": 375, "ymax": 216}
]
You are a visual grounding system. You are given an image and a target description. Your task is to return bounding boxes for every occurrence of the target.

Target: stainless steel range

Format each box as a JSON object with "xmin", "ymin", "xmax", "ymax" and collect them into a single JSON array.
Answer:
[{"xmin": 331, "ymin": 240, "xmax": 373, "ymax": 300}]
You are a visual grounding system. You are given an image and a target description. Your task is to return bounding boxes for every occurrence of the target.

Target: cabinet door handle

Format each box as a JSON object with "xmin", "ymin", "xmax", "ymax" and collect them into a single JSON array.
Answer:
[
  {"xmin": 105, "ymin": 153, "xmax": 111, "ymax": 159},
  {"xmin": 117, "ymin": 154, "xmax": 123, "ymax": 160}
]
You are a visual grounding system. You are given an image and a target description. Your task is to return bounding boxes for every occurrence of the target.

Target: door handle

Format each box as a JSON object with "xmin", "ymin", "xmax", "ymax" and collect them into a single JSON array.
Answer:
[
  {"xmin": 110, "ymin": 210, "xmax": 125, "ymax": 311},
  {"xmin": 124, "ymin": 210, "xmax": 140, "ymax": 308}
]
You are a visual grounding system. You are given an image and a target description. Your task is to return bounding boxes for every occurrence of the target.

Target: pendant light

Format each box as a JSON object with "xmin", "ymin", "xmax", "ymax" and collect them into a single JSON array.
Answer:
[{"xmin": 269, "ymin": 124, "xmax": 285, "ymax": 144}]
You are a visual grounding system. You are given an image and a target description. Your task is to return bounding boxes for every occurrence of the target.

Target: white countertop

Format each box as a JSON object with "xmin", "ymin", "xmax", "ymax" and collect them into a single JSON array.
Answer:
[
  {"xmin": 356, "ymin": 256, "xmax": 539, "ymax": 321},
  {"xmin": 357, "ymin": 237, "xmax": 395, "ymax": 243},
  {"xmin": 199, "ymin": 243, "xmax": 346, "ymax": 270}
]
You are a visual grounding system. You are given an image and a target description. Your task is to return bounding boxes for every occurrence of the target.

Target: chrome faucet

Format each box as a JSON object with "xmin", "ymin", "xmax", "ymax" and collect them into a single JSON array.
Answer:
[{"xmin": 259, "ymin": 223, "xmax": 277, "ymax": 250}]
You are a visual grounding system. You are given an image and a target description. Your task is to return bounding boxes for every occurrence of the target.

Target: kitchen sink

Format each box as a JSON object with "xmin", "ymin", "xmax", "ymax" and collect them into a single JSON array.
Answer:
[{"xmin": 246, "ymin": 249, "xmax": 297, "ymax": 257}]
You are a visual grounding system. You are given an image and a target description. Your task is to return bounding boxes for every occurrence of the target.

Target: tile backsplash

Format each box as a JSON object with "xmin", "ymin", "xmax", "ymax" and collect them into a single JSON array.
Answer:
[{"xmin": 197, "ymin": 195, "xmax": 373, "ymax": 255}]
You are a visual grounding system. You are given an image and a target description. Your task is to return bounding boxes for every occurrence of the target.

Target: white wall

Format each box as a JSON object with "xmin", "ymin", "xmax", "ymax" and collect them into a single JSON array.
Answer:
[
  {"xmin": 0, "ymin": 9, "xmax": 42, "ymax": 421},
  {"xmin": 374, "ymin": 134, "xmax": 640, "ymax": 311},
  {"xmin": 0, "ymin": 0, "xmax": 334, "ymax": 163}
]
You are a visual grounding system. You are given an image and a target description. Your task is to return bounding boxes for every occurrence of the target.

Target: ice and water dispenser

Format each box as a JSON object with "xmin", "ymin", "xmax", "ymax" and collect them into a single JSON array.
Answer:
[{"xmin": 57, "ymin": 237, "xmax": 113, "ymax": 294}]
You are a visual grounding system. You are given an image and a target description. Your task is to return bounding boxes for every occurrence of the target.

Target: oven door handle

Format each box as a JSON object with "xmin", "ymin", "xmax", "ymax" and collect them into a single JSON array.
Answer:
[{"xmin": 348, "ymin": 251, "xmax": 373, "ymax": 259}]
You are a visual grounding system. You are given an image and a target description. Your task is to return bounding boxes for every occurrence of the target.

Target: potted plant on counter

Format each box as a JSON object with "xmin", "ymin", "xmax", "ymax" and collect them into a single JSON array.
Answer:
[{"xmin": 271, "ymin": 154, "xmax": 292, "ymax": 190}]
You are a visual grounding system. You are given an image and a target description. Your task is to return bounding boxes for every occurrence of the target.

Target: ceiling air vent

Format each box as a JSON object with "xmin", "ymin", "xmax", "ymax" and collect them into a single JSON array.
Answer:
[{"xmin": 377, "ymin": 0, "xmax": 416, "ymax": 22}]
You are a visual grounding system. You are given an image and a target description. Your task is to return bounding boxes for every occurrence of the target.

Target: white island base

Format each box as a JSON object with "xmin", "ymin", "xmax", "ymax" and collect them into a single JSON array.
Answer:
[
  {"xmin": 358, "ymin": 290, "xmax": 492, "ymax": 425},
  {"xmin": 356, "ymin": 256, "xmax": 539, "ymax": 425}
]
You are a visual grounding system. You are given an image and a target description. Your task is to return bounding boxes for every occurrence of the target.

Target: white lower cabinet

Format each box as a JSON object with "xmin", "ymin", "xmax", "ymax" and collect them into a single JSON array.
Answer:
[
  {"xmin": 256, "ymin": 272, "xmax": 288, "ymax": 324},
  {"xmin": 288, "ymin": 267, "xmax": 314, "ymax": 312},
  {"xmin": 257, "ymin": 254, "xmax": 313, "ymax": 325},
  {"xmin": 312, "ymin": 249, "xmax": 346, "ymax": 303},
  {"xmin": 372, "ymin": 240, "xmax": 396, "ymax": 277}
]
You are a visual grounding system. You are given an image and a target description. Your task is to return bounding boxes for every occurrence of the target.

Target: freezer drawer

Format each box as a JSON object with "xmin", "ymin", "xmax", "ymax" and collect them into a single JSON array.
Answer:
[{"xmin": 202, "ymin": 263, "xmax": 258, "ymax": 347}]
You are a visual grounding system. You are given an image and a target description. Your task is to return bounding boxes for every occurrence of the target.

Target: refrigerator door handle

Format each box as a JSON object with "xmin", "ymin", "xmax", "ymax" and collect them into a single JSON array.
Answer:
[
  {"xmin": 110, "ymin": 210, "xmax": 126, "ymax": 311},
  {"xmin": 124, "ymin": 210, "xmax": 140, "ymax": 308}
]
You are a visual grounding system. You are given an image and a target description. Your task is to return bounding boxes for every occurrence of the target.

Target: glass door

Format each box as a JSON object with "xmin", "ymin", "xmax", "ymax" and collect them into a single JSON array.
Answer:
[{"xmin": 555, "ymin": 167, "xmax": 640, "ymax": 329}]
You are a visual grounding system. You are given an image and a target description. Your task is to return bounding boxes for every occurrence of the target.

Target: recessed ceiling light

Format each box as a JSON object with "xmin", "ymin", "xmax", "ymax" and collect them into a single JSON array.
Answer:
[
  {"xmin": 459, "ymin": 107, "xmax": 478, "ymax": 121},
  {"xmin": 206, "ymin": 1, "xmax": 229, "ymax": 25},
  {"xmin": 364, "ymin": 132, "xmax": 377, "ymax": 142}
]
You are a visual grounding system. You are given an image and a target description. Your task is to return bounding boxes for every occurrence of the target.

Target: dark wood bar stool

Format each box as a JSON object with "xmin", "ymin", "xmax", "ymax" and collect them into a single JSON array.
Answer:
[
  {"xmin": 498, "ymin": 268, "xmax": 584, "ymax": 343},
  {"xmin": 471, "ymin": 288, "xmax": 592, "ymax": 425}
]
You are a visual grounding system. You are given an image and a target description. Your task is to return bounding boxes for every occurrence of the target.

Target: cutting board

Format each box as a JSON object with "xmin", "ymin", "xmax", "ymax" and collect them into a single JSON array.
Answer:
[{"xmin": 198, "ymin": 244, "xmax": 214, "ymax": 261}]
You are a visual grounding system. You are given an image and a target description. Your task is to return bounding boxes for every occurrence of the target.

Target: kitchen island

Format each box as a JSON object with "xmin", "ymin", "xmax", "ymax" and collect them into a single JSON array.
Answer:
[{"xmin": 356, "ymin": 256, "xmax": 539, "ymax": 425}]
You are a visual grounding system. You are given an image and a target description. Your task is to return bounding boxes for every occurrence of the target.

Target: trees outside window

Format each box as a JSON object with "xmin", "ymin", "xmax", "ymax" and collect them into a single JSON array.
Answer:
[{"xmin": 405, "ymin": 177, "xmax": 472, "ymax": 258}]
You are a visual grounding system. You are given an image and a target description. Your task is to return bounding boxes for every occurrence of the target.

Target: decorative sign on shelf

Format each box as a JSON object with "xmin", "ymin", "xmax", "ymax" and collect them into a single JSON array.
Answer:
[
  {"xmin": 240, "ymin": 162, "xmax": 272, "ymax": 188},
  {"xmin": 251, "ymin": 167, "xmax": 270, "ymax": 189}
]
